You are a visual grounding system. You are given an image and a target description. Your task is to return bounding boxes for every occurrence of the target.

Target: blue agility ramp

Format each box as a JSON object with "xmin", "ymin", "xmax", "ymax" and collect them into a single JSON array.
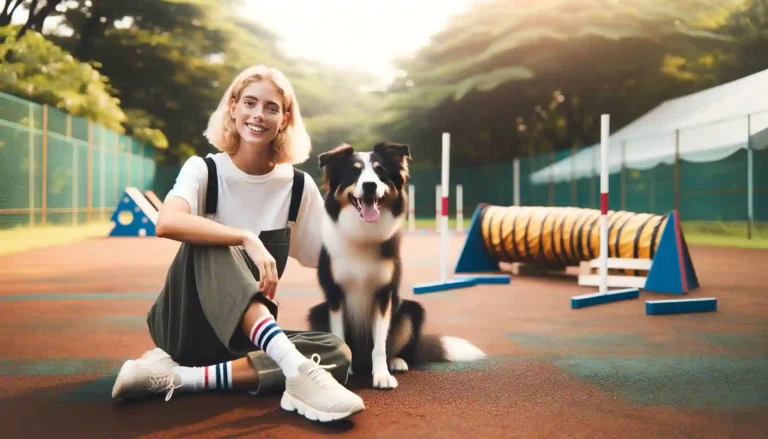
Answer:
[
  {"xmin": 644, "ymin": 210, "xmax": 699, "ymax": 295},
  {"xmin": 109, "ymin": 187, "xmax": 159, "ymax": 237},
  {"xmin": 646, "ymin": 297, "xmax": 717, "ymax": 315}
]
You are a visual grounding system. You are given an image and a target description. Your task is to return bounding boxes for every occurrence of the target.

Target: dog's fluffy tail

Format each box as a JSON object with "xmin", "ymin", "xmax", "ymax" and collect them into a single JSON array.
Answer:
[{"xmin": 416, "ymin": 334, "xmax": 487, "ymax": 363}]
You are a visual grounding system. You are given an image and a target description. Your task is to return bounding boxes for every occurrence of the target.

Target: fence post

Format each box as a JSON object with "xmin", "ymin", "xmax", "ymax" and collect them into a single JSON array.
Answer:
[
  {"xmin": 68, "ymin": 114, "xmax": 77, "ymax": 226},
  {"xmin": 456, "ymin": 184, "xmax": 463, "ymax": 233},
  {"xmin": 674, "ymin": 129, "xmax": 680, "ymax": 215},
  {"xmin": 139, "ymin": 143, "xmax": 145, "ymax": 190},
  {"xmin": 513, "ymin": 158, "xmax": 520, "ymax": 206},
  {"xmin": 100, "ymin": 128, "xmax": 105, "ymax": 221},
  {"xmin": 114, "ymin": 135, "xmax": 119, "ymax": 203},
  {"xmin": 591, "ymin": 146, "xmax": 596, "ymax": 208},
  {"xmin": 435, "ymin": 185, "xmax": 440, "ymax": 231},
  {"xmin": 570, "ymin": 146, "xmax": 576, "ymax": 206},
  {"xmin": 42, "ymin": 104, "xmax": 48, "ymax": 226},
  {"xmin": 408, "ymin": 184, "xmax": 415, "ymax": 232},
  {"xmin": 621, "ymin": 140, "xmax": 627, "ymax": 211},
  {"xmin": 548, "ymin": 151, "xmax": 554, "ymax": 206},
  {"xmin": 28, "ymin": 102, "xmax": 35, "ymax": 226},
  {"xmin": 87, "ymin": 121, "xmax": 93, "ymax": 222},
  {"xmin": 747, "ymin": 113, "xmax": 753, "ymax": 239}
]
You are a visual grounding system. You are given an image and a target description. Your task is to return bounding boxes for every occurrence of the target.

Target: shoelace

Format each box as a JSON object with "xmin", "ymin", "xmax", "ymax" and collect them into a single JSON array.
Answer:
[
  {"xmin": 304, "ymin": 353, "xmax": 337, "ymax": 388},
  {"xmin": 148, "ymin": 374, "xmax": 182, "ymax": 402}
]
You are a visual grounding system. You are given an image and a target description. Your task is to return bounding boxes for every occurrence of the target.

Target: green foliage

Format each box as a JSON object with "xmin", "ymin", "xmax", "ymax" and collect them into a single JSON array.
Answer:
[
  {"xmin": 41, "ymin": 0, "xmax": 380, "ymax": 164},
  {"xmin": 0, "ymin": 25, "xmax": 126, "ymax": 132},
  {"xmin": 377, "ymin": 0, "xmax": 765, "ymax": 166}
]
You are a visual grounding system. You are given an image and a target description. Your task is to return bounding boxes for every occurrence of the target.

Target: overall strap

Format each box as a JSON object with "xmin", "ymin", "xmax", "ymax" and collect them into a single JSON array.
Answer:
[
  {"xmin": 203, "ymin": 156, "xmax": 218, "ymax": 215},
  {"xmin": 287, "ymin": 168, "xmax": 305, "ymax": 228}
]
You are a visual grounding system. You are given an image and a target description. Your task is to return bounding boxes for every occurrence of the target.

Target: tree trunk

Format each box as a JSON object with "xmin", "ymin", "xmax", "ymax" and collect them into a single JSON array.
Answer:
[
  {"xmin": 15, "ymin": 0, "xmax": 63, "ymax": 39},
  {"xmin": 0, "ymin": 0, "xmax": 24, "ymax": 27}
]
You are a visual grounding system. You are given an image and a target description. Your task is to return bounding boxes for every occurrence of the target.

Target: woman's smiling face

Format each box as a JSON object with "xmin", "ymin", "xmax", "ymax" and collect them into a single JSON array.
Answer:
[{"xmin": 230, "ymin": 80, "xmax": 290, "ymax": 146}]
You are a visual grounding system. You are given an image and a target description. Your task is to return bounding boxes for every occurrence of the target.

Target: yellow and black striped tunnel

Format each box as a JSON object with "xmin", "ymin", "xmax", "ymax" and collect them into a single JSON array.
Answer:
[{"xmin": 479, "ymin": 205, "xmax": 668, "ymax": 271}]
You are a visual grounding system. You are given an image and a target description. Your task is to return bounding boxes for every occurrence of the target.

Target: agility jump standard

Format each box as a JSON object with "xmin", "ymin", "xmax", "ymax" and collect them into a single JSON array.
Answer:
[
  {"xmin": 413, "ymin": 133, "xmax": 477, "ymax": 294},
  {"xmin": 570, "ymin": 114, "xmax": 639, "ymax": 308}
]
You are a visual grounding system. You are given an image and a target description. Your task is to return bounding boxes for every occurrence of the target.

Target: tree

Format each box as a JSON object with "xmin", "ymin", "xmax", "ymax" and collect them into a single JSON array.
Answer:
[
  {"xmin": 0, "ymin": 0, "xmax": 64, "ymax": 39},
  {"xmin": 0, "ymin": 25, "xmax": 126, "ymax": 131},
  {"xmin": 376, "ymin": 0, "xmax": 762, "ymax": 166}
]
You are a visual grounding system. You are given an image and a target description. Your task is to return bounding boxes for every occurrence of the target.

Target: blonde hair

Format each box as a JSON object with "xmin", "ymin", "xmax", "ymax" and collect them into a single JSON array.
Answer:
[{"xmin": 204, "ymin": 64, "xmax": 311, "ymax": 165}]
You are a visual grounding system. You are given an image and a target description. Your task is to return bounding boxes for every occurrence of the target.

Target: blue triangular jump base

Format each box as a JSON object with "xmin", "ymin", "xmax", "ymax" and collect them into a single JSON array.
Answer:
[
  {"xmin": 646, "ymin": 298, "xmax": 717, "ymax": 315},
  {"xmin": 454, "ymin": 204, "xmax": 500, "ymax": 274},
  {"xmin": 571, "ymin": 288, "xmax": 640, "ymax": 309},
  {"xmin": 413, "ymin": 278, "xmax": 477, "ymax": 294},
  {"xmin": 109, "ymin": 187, "xmax": 158, "ymax": 237},
  {"xmin": 644, "ymin": 210, "xmax": 699, "ymax": 295}
]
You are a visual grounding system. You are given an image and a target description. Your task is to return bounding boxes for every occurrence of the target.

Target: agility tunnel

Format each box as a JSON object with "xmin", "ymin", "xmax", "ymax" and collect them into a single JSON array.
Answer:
[
  {"xmin": 455, "ymin": 204, "xmax": 699, "ymax": 295},
  {"xmin": 476, "ymin": 205, "xmax": 667, "ymax": 269}
]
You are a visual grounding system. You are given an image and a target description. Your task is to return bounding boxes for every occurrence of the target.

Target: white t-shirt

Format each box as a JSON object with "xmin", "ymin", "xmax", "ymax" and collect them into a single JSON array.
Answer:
[{"xmin": 165, "ymin": 152, "xmax": 325, "ymax": 268}]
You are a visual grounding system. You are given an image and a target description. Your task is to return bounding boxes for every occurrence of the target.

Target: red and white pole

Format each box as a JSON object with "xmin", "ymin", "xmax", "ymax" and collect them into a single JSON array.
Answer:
[
  {"xmin": 599, "ymin": 114, "xmax": 610, "ymax": 295},
  {"xmin": 440, "ymin": 132, "xmax": 450, "ymax": 283}
]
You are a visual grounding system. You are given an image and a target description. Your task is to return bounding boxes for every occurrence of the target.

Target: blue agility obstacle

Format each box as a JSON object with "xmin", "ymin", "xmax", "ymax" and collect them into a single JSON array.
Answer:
[
  {"xmin": 413, "ymin": 277, "xmax": 477, "ymax": 294},
  {"xmin": 109, "ymin": 187, "xmax": 159, "ymax": 237},
  {"xmin": 643, "ymin": 210, "xmax": 700, "ymax": 295},
  {"xmin": 646, "ymin": 297, "xmax": 717, "ymax": 315},
  {"xmin": 571, "ymin": 288, "xmax": 640, "ymax": 309}
]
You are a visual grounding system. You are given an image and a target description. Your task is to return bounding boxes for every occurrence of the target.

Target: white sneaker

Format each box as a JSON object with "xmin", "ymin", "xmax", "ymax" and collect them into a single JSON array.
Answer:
[
  {"xmin": 280, "ymin": 354, "xmax": 365, "ymax": 422},
  {"xmin": 112, "ymin": 348, "xmax": 182, "ymax": 402}
]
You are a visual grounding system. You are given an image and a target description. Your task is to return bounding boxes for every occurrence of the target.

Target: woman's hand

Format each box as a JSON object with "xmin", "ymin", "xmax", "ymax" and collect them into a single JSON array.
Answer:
[{"xmin": 242, "ymin": 231, "xmax": 279, "ymax": 300}]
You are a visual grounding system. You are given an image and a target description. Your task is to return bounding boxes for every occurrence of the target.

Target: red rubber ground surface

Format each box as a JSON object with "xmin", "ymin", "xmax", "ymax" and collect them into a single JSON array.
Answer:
[{"xmin": 1, "ymin": 234, "xmax": 766, "ymax": 438}]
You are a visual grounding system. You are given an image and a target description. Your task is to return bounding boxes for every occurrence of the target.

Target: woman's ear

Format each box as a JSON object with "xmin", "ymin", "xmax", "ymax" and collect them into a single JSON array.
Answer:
[
  {"xmin": 229, "ymin": 98, "xmax": 237, "ymax": 120},
  {"xmin": 282, "ymin": 111, "xmax": 291, "ymax": 131}
]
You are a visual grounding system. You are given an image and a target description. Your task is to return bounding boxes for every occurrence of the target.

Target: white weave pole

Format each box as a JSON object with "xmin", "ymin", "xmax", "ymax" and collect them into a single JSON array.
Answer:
[
  {"xmin": 599, "ymin": 114, "xmax": 610, "ymax": 295},
  {"xmin": 435, "ymin": 185, "xmax": 441, "ymax": 232},
  {"xmin": 456, "ymin": 184, "xmax": 463, "ymax": 233},
  {"xmin": 440, "ymin": 133, "xmax": 451, "ymax": 283},
  {"xmin": 408, "ymin": 184, "xmax": 415, "ymax": 232}
]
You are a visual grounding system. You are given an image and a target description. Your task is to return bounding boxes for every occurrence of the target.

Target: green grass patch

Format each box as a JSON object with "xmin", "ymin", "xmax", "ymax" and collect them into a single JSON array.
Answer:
[
  {"xmin": 0, "ymin": 221, "xmax": 113, "ymax": 256},
  {"xmin": 681, "ymin": 221, "xmax": 768, "ymax": 249}
]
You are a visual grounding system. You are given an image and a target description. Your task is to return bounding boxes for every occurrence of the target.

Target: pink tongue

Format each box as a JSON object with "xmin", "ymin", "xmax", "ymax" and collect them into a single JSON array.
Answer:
[{"xmin": 361, "ymin": 203, "xmax": 380, "ymax": 223}]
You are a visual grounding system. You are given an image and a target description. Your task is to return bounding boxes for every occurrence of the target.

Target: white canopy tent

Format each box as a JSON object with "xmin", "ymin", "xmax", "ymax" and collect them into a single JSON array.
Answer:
[{"xmin": 530, "ymin": 69, "xmax": 768, "ymax": 185}]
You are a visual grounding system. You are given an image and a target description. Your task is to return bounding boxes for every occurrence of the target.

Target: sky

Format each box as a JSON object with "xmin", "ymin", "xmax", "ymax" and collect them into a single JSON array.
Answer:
[{"xmin": 242, "ymin": 0, "xmax": 479, "ymax": 87}]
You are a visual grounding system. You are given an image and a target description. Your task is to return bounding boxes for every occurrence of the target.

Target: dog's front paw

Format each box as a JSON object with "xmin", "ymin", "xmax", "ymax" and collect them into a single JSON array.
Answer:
[
  {"xmin": 373, "ymin": 372, "xmax": 398, "ymax": 389},
  {"xmin": 388, "ymin": 357, "xmax": 408, "ymax": 373}
]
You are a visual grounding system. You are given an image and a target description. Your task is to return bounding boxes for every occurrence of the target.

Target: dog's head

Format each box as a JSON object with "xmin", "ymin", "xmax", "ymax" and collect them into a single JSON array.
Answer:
[{"xmin": 318, "ymin": 141, "xmax": 411, "ymax": 227}]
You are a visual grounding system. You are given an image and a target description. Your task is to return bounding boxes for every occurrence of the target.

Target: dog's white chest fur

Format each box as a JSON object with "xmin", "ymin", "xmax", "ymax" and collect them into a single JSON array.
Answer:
[{"xmin": 322, "ymin": 216, "xmax": 394, "ymax": 327}]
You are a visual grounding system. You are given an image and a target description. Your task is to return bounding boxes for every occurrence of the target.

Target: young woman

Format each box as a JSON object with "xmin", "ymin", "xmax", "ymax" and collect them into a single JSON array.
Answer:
[{"xmin": 111, "ymin": 65, "xmax": 365, "ymax": 423}]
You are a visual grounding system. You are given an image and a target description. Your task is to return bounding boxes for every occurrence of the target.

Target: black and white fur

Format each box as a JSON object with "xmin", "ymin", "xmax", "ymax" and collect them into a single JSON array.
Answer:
[{"xmin": 308, "ymin": 141, "xmax": 486, "ymax": 390}]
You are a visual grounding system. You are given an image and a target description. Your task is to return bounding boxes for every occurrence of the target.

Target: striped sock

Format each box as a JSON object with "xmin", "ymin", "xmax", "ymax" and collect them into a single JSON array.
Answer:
[
  {"xmin": 249, "ymin": 314, "xmax": 306, "ymax": 378},
  {"xmin": 174, "ymin": 362, "xmax": 233, "ymax": 392}
]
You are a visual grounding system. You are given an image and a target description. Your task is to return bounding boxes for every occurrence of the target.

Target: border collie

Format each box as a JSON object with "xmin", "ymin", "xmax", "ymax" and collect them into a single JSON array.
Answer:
[{"xmin": 308, "ymin": 141, "xmax": 486, "ymax": 389}]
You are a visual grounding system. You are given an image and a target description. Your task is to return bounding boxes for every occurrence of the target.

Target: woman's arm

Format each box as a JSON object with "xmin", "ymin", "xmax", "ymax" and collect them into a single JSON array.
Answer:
[
  {"xmin": 156, "ymin": 155, "xmax": 279, "ymax": 298},
  {"xmin": 156, "ymin": 196, "xmax": 248, "ymax": 246}
]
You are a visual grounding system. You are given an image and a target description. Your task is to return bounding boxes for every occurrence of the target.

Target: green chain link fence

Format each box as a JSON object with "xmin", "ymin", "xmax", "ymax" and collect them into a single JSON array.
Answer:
[
  {"xmin": 2, "ymin": 91, "xmax": 766, "ymax": 236},
  {"xmin": 409, "ymin": 110, "xmax": 768, "ymax": 238},
  {"xmin": 0, "ymin": 92, "xmax": 165, "ymax": 229}
]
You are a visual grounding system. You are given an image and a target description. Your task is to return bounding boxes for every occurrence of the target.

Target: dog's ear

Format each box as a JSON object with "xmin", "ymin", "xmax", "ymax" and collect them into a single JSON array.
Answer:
[
  {"xmin": 374, "ymin": 142, "xmax": 411, "ymax": 162},
  {"xmin": 318, "ymin": 143, "xmax": 354, "ymax": 168}
]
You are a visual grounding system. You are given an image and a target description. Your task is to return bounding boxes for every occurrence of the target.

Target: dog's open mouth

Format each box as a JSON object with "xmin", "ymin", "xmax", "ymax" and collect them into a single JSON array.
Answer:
[{"xmin": 349, "ymin": 194, "xmax": 380, "ymax": 223}]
